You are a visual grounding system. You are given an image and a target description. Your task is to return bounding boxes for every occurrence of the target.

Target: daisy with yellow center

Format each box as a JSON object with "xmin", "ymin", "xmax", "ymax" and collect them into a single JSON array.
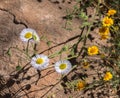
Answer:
[
  {"xmin": 31, "ymin": 54, "xmax": 49, "ymax": 70},
  {"xmin": 107, "ymin": 9, "xmax": 116, "ymax": 16},
  {"xmin": 102, "ymin": 17, "xmax": 113, "ymax": 27},
  {"xmin": 88, "ymin": 46, "xmax": 99, "ymax": 56},
  {"xmin": 54, "ymin": 60, "xmax": 72, "ymax": 74},
  {"xmin": 76, "ymin": 81, "xmax": 86, "ymax": 90},
  {"xmin": 103, "ymin": 72, "xmax": 113, "ymax": 81},
  {"xmin": 20, "ymin": 28, "xmax": 40, "ymax": 42}
]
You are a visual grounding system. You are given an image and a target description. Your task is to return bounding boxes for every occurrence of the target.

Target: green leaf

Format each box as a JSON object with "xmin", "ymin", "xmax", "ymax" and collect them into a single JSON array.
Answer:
[
  {"xmin": 81, "ymin": 22, "xmax": 90, "ymax": 28},
  {"xmin": 62, "ymin": 45, "xmax": 69, "ymax": 51},
  {"xmin": 40, "ymin": 35, "xmax": 46, "ymax": 41},
  {"xmin": 76, "ymin": 0, "xmax": 82, "ymax": 2},
  {"xmin": 16, "ymin": 65, "xmax": 22, "ymax": 71},
  {"xmin": 47, "ymin": 41, "xmax": 52, "ymax": 47},
  {"xmin": 6, "ymin": 48, "xmax": 12, "ymax": 56},
  {"xmin": 70, "ymin": 49, "xmax": 75, "ymax": 56}
]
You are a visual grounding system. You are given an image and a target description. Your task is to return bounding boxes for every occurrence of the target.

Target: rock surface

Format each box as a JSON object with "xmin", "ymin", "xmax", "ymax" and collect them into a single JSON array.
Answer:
[{"xmin": 0, "ymin": 0, "xmax": 82, "ymax": 98}]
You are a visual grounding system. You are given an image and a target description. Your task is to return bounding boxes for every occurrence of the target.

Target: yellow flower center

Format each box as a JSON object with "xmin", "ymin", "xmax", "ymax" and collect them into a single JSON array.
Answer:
[
  {"xmin": 104, "ymin": 19, "xmax": 110, "ymax": 24},
  {"xmin": 36, "ymin": 58, "xmax": 44, "ymax": 64},
  {"xmin": 59, "ymin": 63, "xmax": 67, "ymax": 70},
  {"xmin": 25, "ymin": 32, "xmax": 32, "ymax": 39},
  {"xmin": 90, "ymin": 48, "xmax": 95, "ymax": 53},
  {"xmin": 99, "ymin": 27, "xmax": 106, "ymax": 32}
]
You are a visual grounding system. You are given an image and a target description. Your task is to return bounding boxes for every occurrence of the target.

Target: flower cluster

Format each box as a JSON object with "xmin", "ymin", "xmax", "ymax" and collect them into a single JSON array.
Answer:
[
  {"xmin": 31, "ymin": 54, "xmax": 72, "ymax": 74},
  {"xmin": 100, "ymin": 9, "xmax": 116, "ymax": 40},
  {"xmin": 20, "ymin": 28, "xmax": 72, "ymax": 74}
]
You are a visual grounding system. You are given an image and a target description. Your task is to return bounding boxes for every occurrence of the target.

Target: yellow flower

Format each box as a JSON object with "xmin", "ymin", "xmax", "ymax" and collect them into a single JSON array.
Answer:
[
  {"xmin": 76, "ymin": 81, "xmax": 86, "ymax": 90},
  {"xmin": 107, "ymin": 9, "xmax": 116, "ymax": 16},
  {"xmin": 103, "ymin": 72, "xmax": 113, "ymax": 81},
  {"xmin": 88, "ymin": 46, "xmax": 99, "ymax": 55},
  {"xmin": 82, "ymin": 61, "xmax": 89, "ymax": 69},
  {"xmin": 99, "ymin": 27, "xmax": 109, "ymax": 35},
  {"xmin": 102, "ymin": 17, "xmax": 113, "ymax": 27},
  {"xmin": 100, "ymin": 34, "xmax": 109, "ymax": 40},
  {"xmin": 99, "ymin": 27, "xmax": 109, "ymax": 40}
]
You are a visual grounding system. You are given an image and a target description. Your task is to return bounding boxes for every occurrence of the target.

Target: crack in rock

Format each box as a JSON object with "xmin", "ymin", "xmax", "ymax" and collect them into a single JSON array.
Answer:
[{"xmin": 0, "ymin": 8, "xmax": 28, "ymax": 28}]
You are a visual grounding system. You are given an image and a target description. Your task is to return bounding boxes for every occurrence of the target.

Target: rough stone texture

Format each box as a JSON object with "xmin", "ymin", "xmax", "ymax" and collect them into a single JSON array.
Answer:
[
  {"xmin": 0, "ymin": 0, "xmax": 83, "ymax": 98},
  {"xmin": 0, "ymin": 0, "xmax": 81, "ymax": 42}
]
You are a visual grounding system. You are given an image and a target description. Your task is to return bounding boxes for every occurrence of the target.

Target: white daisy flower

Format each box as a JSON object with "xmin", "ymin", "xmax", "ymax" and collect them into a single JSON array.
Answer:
[
  {"xmin": 54, "ymin": 60, "xmax": 72, "ymax": 74},
  {"xmin": 20, "ymin": 28, "xmax": 40, "ymax": 42},
  {"xmin": 31, "ymin": 54, "xmax": 49, "ymax": 70}
]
